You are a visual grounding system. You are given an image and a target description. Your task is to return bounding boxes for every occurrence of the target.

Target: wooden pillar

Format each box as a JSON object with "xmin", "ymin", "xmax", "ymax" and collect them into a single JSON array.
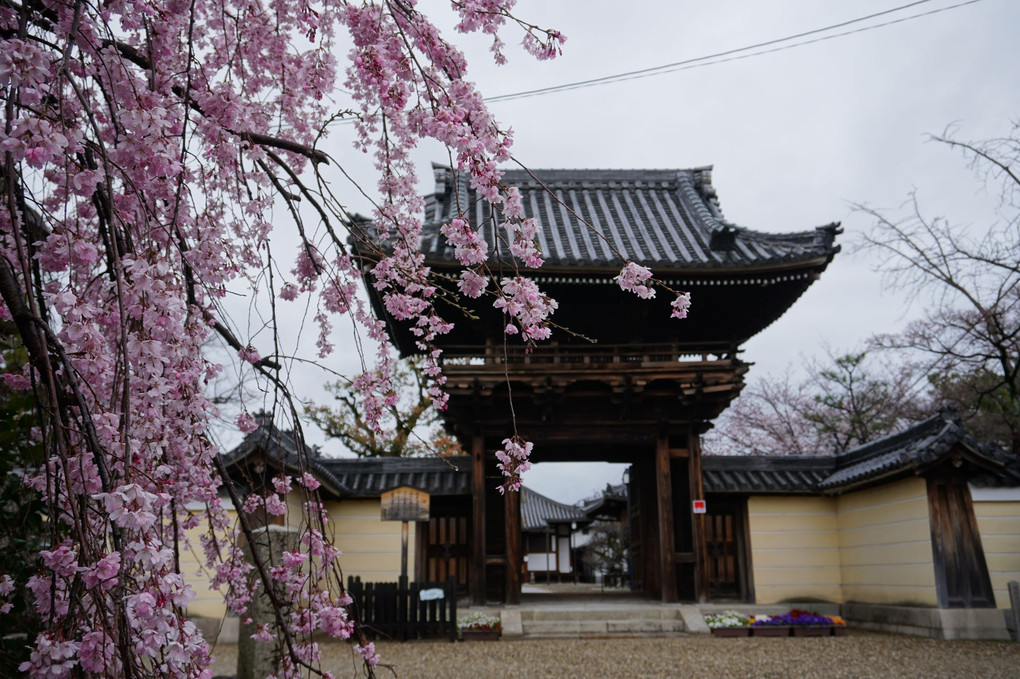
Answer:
[
  {"xmin": 470, "ymin": 431, "xmax": 486, "ymax": 604},
  {"xmin": 555, "ymin": 529, "xmax": 561, "ymax": 583},
  {"xmin": 655, "ymin": 430, "xmax": 677, "ymax": 602},
  {"xmin": 504, "ymin": 487, "xmax": 521, "ymax": 605},
  {"xmin": 689, "ymin": 428, "xmax": 709, "ymax": 604},
  {"xmin": 547, "ymin": 532, "xmax": 553, "ymax": 583}
]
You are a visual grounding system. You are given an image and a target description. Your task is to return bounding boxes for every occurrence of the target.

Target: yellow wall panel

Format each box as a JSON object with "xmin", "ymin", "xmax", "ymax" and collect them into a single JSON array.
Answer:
[
  {"xmin": 754, "ymin": 584, "xmax": 843, "ymax": 604},
  {"xmin": 749, "ymin": 516, "xmax": 839, "ymax": 533},
  {"xmin": 746, "ymin": 479, "xmax": 941, "ymax": 606},
  {"xmin": 835, "ymin": 479, "xmax": 937, "ymax": 606},
  {"xmin": 328, "ymin": 499, "xmax": 416, "ymax": 582},
  {"xmin": 971, "ymin": 501, "xmax": 1020, "ymax": 518},
  {"xmin": 841, "ymin": 585, "xmax": 938, "ymax": 606},
  {"xmin": 841, "ymin": 563, "xmax": 936, "ymax": 587},
  {"xmin": 180, "ymin": 508, "xmax": 238, "ymax": 620},
  {"xmin": 334, "ymin": 535, "xmax": 414, "ymax": 553},
  {"xmin": 752, "ymin": 548, "xmax": 840, "ymax": 569},
  {"xmin": 748, "ymin": 496, "xmax": 842, "ymax": 603},
  {"xmin": 749, "ymin": 530, "xmax": 841, "ymax": 550},
  {"xmin": 835, "ymin": 501, "xmax": 931, "ymax": 529},
  {"xmin": 181, "ymin": 496, "xmax": 426, "ymax": 622},
  {"xmin": 973, "ymin": 499, "xmax": 1020, "ymax": 609},
  {"xmin": 972, "ymin": 535, "xmax": 1020, "ymax": 555},
  {"xmin": 984, "ymin": 553, "xmax": 1020, "ymax": 571},
  {"xmin": 837, "ymin": 541, "xmax": 935, "ymax": 567},
  {"xmin": 837, "ymin": 520, "xmax": 931, "ymax": 548},
  {"xmin": 837, "ymin": 477, "xmax": 928, "ymax": 511}
]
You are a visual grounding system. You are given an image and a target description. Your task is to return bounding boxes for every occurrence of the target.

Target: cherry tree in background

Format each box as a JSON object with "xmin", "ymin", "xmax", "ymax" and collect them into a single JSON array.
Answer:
[
  {"xmin": 704, "ymin": 351, "xmax": 928, "ymax": 456},
  {"xmin": 0, "ymin": 0, "xmax": 577, "ymax": 676},
  {"xmin": 305, "ymin": 357, "xmax": 465, "ymax": 458}
]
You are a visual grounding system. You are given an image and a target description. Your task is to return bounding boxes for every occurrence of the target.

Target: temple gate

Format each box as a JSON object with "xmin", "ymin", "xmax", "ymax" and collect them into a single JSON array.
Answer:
[{"xmin": 355, "ymin": 166, "xmax": 839, "ymax": 604}]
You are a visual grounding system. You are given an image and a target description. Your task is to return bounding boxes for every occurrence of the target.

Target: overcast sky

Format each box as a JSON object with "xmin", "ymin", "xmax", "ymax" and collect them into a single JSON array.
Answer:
[{"xmin": 240, "ymin": 0, "xmax": 1020, "ymax": 504}]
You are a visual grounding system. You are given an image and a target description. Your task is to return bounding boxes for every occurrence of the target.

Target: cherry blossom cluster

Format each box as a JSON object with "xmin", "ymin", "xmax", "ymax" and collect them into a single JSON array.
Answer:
[
  {"xmin": 495, "ymin": 436, "xmax": 534, "ymax": 494},
  {"xmin": 617, "ymin": 262, "xmax": 693, "ymax": 319},
  {"xmin": 671, "ymin": 291, "xmax": 693, "ymax": 319},
  {"xmin": 494, "ymin": 277, "xmax": 559, "ymax": 342},
  {"xmin": 452, "ymin": 0, "xmax": 566, "ymax": 64},
  {"xmin": 617, "ymin": 262, "xmax": 657, "ymax": 299}
]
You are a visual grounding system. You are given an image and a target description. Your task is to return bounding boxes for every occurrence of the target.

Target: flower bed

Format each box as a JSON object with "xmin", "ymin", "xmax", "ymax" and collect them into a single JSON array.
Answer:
[
  {"xmin": 710, "ymin": 627, "xmax": 750, "ymax": 637},
  {"xmin": 751, "ymin": 625, "xmax": 791, "ymax": 637},
  {"xmin": 458, "ymin": 613, "xmax": 502, "ymax": 641},
  {"xmin": 705, "ymin": 611, "xmax": 751, "ymax": 630},
  {"xmin": 706, "ymin": 609, "xmax": 846, "ymax": 637}
]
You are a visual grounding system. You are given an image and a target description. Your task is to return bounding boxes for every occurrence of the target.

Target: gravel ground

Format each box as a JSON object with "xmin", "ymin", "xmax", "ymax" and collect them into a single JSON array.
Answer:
[{"xmin": 209, "ymin": 631, "xmax": 1020, "ymax": 679}]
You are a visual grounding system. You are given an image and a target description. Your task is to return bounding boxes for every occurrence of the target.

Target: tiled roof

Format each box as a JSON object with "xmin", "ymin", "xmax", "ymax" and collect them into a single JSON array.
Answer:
[
  {"xmin": 520, "ymin": 486, "xmax": 588, "ymax": 532},
  {"xmin": 219, "ymin": 416, "xmax": 470, "ymax": 498},
  {"xmin": 703, "ymin": 456, "xmax": 834, "ymax": 494},
  {"xmin": 414, "ymin": 165, "xmax": 840, "ymax": 271},
  {"xmin": 578, "ymin": 483, "xmax": 629, "ymax": 518},
  {"xmin": 704, "ymin": 410, "xmax": 1010, "ymax": 495},
  {"xmin": 816, "ymin": 410, "xmax": 1002, "ymax": 492},
  {"xmin": 971, "ymin": 459, "xmax": 1020, "ymax": 488},
  {"xmin": 317, "ymin": 456, "xmax": 471, "ymax": 497},
  {"xmin": 221, "ymin": 415, "xmax": 347, "ymax": 497}
]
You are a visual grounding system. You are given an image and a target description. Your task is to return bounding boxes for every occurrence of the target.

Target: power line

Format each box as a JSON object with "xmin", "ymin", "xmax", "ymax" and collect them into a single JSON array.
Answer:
[{"xmin": 484, "ymin": 0, "xmax": 984, "ymax": 104}]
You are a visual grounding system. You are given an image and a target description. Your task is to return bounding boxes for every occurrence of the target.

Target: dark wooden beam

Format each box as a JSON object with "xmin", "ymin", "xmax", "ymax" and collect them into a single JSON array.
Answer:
[
  {"xmin": 689, "ymin": 428, "xmax": 709, "ymax": 604},
  {"xmin": 655, "ymin": 431, "xmax": 677, "ymax": 602},
  {"xmin": 504, "ymin": 487, "xmax": 521, "ymax": 605},
  {"xmin": 471, "ymin": 431, "xmax": 486, "ymax": 605}
]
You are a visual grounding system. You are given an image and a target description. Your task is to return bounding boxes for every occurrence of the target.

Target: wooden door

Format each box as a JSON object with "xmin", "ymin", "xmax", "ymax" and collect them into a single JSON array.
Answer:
[
  {"xmin": 928, "ymin": 476, "xmax": 996, "ymax": 608},
  {"xmin": 418, "ymin": 498, "xmax": 471, "ymax": 593},
  {"xmin": 704, "ymin": 497, "xmax": 752, "ymax": 602}
]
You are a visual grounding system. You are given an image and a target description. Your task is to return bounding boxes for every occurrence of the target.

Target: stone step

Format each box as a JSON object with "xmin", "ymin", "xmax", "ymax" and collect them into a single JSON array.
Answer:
[
  {"xmin": 520, "ymin": 607, "xmax": 681, "ymax": 622},
  {"xmin": 516, "ymin": 607, "xmax": 689, "ymax": 638},
  {"xmin": 522, "ymin": 618, "xmax": 685, "ymax": 637}
]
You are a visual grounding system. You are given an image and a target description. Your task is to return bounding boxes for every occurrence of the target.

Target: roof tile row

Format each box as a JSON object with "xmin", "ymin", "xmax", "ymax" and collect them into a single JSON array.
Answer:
[{"xmin": 411, "ymin": 166, "xmax": 840, "ymax": 271}]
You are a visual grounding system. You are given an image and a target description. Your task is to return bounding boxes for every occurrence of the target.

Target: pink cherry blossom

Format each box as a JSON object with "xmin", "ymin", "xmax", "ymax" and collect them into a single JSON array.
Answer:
[
  {"xmin": 671, "ymin": 292, "xmax": 693, "ymax": 319},
  {"xmin": 237, "ymin": 411, "xmax": 259, "ymax": 433},
  {"xmin": 82, "ymin": 551, "xmax": 121, "ymax": 590},
  {"xmin": 616, "ymin": 262, "xmax": 656, "ymax": 299},
  {"xmin": 458, "ymin": 269, "xmax": 489, "ymax": 298},
  {"xmin": 495, "ymin": 435, "xmax": 534, "ymax": 493}
]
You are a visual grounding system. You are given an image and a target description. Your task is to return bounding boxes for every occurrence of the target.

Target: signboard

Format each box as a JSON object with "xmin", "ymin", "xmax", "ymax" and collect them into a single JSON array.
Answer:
[
  {"xmin": 692, "ymin": 499, "xmax": 706, "ymax": 514},
  {"xmin": 380, "ymin": 486, "xmax": 430, "ymax": 522},
  {"xmin": 419, "ymin": 588, "xmax": 445, "ymax": 601}
]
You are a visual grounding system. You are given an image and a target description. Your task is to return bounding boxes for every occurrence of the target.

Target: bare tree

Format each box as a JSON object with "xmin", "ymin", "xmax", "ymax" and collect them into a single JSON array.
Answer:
[
  {"xmin": 859, "ymin": 124, "xmax": 1020, "ymax": 453},
  {"xmin": 305, "ymin": 357, "xmax": 463, "ymax": 458}
]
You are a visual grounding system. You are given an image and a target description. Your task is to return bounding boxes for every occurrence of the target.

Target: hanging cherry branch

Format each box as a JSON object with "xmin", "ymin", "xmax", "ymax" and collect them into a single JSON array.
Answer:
[{"xmin": 0, "ymin": 0, "xmax": 568, "ymax": 676}]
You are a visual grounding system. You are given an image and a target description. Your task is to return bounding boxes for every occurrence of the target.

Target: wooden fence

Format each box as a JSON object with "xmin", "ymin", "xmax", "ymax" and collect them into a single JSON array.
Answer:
[{"xmin": 347, "ymin": 575, "xmax": 458, "ymax": 642}]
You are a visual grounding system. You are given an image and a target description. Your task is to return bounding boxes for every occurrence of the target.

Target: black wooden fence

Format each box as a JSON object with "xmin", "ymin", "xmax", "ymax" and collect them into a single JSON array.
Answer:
[{"xmin": 347, "ymin": 575, "xmax": 458, "ymax": 642}]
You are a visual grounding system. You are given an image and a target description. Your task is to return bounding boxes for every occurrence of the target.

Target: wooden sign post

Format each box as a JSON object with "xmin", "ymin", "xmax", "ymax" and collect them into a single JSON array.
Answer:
[{"xmin": 381, "ymin": 486, "xmax": 430, "ymax": 580}]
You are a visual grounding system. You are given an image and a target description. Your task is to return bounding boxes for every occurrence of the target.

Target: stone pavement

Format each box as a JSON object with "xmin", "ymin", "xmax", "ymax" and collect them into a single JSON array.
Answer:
[{"xmin": 209, "ymin": 632, "xmax": 1020, "ymax": 678}]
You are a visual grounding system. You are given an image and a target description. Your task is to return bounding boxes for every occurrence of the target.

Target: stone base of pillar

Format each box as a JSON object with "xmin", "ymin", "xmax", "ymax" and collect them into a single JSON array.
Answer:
[{"xmin": 237, "ymin": 525, "xmax": 300, "ymax": 679}]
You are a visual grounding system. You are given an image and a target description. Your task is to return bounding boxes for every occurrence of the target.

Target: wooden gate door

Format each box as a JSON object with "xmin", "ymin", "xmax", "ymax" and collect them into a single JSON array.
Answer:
[
  {"xmin": 418, "ymin": 498, "xmax": 471, "ymax": 594},
  {"xmin": 704, "ymin": 497, "xmax": 752, "ymax": 601}
]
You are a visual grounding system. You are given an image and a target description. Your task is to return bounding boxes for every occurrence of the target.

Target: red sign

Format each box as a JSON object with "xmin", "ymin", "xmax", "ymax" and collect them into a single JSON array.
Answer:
[{"xmin": 692, "ymin": 500, "xmax": 706, "ymax": 514}]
